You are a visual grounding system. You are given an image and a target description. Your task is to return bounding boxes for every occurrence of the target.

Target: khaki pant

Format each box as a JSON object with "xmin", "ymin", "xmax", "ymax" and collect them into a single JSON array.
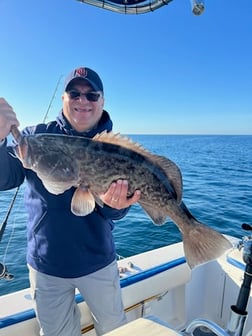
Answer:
[{"xmin": 28, "ymin": 260, "xmax": 127, "ymax": 336}]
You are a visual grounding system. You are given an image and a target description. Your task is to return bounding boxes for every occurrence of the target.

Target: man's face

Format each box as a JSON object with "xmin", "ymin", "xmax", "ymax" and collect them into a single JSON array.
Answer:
[{"xmin": 62, "ymin": 80, "xmax": 104, "ymax": 132}]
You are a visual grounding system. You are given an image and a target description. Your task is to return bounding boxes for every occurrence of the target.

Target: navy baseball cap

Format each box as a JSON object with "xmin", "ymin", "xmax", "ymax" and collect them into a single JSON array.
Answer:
[{"xmin": 64, "ymin": 67, "xmax": 104, "ymax": 93}]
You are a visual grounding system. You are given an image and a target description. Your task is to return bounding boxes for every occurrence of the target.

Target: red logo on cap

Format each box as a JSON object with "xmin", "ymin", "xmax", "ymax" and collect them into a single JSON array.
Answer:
[{"xmin": 74, "ymin": 67, "xmax": 87, "ymax": 78}]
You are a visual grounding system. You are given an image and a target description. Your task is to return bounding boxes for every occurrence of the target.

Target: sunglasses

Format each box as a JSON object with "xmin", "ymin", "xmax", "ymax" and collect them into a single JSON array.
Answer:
[{"xmin": 67, "ymin": 90, "xmax": 101, "ymax": 102}]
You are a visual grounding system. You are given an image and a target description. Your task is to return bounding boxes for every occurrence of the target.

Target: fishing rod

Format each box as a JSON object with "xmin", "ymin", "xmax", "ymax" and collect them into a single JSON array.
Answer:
[
  {"xmin": 0, "ymin": 74, "xmax": 63, "ymax": 281},
  {"xmin": 0, "ymin": 188, "xmax": 19, "ymax": 244},
  {"xmin": 0, "ymin": 190, "xmax": 19, "ymax": 280},
  {"xmin": 225, "ymin": 224, "xmax": 252, "ymax": 336},
  {"xmin": 42, "ymin": 74, "xmax": 63, "ymax": 124}
]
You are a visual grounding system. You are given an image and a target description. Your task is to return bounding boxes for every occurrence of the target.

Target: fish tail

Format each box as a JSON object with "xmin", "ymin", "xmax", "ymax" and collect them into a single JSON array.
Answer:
[{"xmin": 182, "ymin": 220, "xmax": 233, "ymax": 269}]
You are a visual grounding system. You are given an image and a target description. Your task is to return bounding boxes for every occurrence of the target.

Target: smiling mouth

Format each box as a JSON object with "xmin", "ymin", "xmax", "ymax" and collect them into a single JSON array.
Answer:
[{"xmin": 74, "ymin": 108, "xmax": 92, "ymax": 113}]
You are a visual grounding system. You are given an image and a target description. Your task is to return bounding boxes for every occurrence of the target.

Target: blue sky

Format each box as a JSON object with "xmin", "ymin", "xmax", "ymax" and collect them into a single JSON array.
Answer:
[{"xmin": 0, "ymin": 0, "xmax": 251, "ymax": 134}]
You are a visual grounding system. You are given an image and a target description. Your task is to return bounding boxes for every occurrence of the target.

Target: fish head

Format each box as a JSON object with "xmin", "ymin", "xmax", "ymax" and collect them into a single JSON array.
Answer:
[{"xmin": 16, "ymin": 134, "xmax": 80, "ymax": 188}]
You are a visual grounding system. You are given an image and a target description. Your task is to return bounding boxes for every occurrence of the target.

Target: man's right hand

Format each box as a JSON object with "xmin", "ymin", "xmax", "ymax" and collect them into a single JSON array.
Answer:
[{"xmin": 0, "ymin": 98, "xmax": 20, "ymax": 140}]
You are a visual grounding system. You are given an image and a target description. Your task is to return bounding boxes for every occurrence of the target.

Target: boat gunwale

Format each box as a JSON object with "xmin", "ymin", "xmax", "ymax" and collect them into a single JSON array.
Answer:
[{"xmin": 0, "ymin": 256, "xmax": 186, "ymax": 329}]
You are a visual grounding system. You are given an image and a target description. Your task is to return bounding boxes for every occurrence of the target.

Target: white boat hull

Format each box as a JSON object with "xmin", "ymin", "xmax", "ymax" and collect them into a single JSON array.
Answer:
[{"xmin": 1, "ymin": 237, "xmax": 251, "ymax": 336}]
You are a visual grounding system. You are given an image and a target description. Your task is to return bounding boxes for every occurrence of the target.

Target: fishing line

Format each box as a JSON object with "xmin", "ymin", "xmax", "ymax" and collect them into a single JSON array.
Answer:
[
  {"xmin": 0, "ymin": 200, "xmax": 22, "ymax": 280},
  {"xmin": 2, "ymin": 207, "xmax": 18, "ymax": 264}
]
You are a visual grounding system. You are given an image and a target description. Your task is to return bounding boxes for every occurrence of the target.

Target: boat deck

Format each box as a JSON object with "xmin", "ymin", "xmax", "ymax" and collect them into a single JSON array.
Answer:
[
  {"xmin": 103, "ymin": 317, "xmax": 219, "ymax": 336},
  {"xmin": 104, "ymin": 318, "xmax": 180, "ymax": 336}
]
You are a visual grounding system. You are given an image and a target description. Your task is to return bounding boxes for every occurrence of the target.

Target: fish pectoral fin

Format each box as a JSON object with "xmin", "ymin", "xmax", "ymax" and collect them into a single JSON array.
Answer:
[
  {"xmin": 71, "ymin": 188, "xmax": 95, "ymax": 216},
  {"xmin": 139, "ymin": 201, "xmax": 167, "ymax": 226}
]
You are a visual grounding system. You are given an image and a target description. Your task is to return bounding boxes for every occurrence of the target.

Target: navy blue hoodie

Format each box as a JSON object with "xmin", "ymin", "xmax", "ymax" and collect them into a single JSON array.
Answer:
[{"xmin": 0, "ymin": 110, "xmax": 129, "ymax": 277}]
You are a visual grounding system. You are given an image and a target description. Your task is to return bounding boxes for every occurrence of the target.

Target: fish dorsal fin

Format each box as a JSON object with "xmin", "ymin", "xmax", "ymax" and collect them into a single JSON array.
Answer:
[
  {"xmin": 93, "ymin": 131, "xmax": 151, "ymax": 156},
  {"xmin": 93, "ymin": 131, "xmax": 183, "ymax": 203},
  {"xmin": 150, "ymin": 156, "xmax": 183, "ymax": 203}
]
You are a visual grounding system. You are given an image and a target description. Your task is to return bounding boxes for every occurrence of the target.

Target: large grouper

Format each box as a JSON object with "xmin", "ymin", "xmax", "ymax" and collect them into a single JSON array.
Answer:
[{"xmin": 11, "ymin": 126, "xmax": 232, "ymax": 268}]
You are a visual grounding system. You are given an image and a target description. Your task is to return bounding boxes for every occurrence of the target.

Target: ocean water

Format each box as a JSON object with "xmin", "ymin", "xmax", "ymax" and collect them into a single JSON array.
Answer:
[{"xmin": 0, "ymin": 135, "xmax": 251, "ymax": 296}]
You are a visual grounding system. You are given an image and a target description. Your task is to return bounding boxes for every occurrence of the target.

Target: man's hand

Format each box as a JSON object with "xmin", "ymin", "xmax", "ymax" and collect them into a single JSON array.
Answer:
[
  {"xmin": 0, "ymin": 98, "xmax": 20, "ymax": 140},
  {"xmin": 100, "ymin": 179, "xmax": 141, "ymax": 209}
]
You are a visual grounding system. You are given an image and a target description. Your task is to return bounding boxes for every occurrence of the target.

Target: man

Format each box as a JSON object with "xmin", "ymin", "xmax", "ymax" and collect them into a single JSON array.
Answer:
[{"xmin": 0, "ymin": 66, "xmax": 141, "ymax": 336}]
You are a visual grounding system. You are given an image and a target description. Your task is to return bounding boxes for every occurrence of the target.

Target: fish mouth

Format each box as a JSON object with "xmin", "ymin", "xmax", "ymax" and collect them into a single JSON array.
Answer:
[{"xmin": 15, "ymin": 138, "xmax": 29, "ymax": 168}]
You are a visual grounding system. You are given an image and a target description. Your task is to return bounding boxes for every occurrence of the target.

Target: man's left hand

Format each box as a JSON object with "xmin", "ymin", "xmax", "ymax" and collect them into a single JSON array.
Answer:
[{"xmin": 100, "ymin": 180, "xmax": 141, "ymax": 209}]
